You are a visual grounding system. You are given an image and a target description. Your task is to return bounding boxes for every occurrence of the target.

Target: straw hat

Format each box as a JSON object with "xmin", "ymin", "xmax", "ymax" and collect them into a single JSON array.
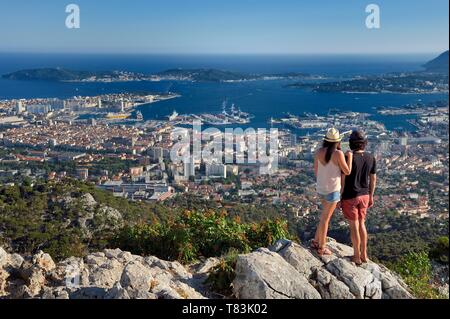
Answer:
[{"xmin": 324, "ymin": 128, "xmax": 342, "ymax": 143}]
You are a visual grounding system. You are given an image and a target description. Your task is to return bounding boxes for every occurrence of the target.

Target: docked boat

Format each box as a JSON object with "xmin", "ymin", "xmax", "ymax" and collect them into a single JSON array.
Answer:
[
  {"xmin": 168, "ymin": 110, "xmax": 179, "ymax": 121},
  {"xmin": 105, "ymin": 112, "xmax": 131, "ymax": 120}
]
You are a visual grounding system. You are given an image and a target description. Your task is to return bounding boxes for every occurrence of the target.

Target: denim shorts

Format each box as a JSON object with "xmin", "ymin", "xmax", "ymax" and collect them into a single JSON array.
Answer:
[{"xmin": 318, "ymin": 191, "xmax": 341, "ymax": 203}]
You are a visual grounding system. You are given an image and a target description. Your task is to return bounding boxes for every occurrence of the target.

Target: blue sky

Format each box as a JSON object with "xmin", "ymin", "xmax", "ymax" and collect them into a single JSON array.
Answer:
[{"xmin": 0, "ymin": 0, "xmax": 448, "ymax": 54}]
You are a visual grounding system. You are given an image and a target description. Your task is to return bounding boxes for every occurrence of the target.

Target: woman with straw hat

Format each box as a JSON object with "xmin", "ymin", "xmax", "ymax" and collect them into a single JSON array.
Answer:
[{"xmin": 312, "ymin": 128, "xmax": 353, "ymax": 255}]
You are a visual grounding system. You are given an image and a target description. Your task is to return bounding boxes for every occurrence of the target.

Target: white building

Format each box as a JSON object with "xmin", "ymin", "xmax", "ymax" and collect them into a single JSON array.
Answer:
[
  {"xmin": 184, "ymin": 159, "xmax": 195, "ymax": 179},
  {"xmin": 15, "ymin": 100, "xmax": 25, "ymax": 114},
  {"xmin": 205, "ymin": 163, "xmax": 227, "ymax": 179},
  {"xmin": 149, "ymin": 147, "xmax": 164, "ymax": 161},
  {"xmin": 27, "ymin": 104, "xmax": 51, "ymax": 115}
]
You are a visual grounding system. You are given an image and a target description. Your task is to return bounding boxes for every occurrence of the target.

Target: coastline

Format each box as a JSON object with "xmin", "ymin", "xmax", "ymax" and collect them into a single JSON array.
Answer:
[{"xmin": 342, "ymin": 90, "xmax": 449, "ymax": 95}]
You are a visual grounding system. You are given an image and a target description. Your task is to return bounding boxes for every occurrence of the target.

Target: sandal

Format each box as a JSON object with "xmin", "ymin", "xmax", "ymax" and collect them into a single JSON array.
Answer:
[
  {"xmin": 310, "ymin": 240, "xmax": 320, "ymax": 250},
  {"xmin": 317, "ymin": 247, "xmax": 332, "ymax": 256},
  {"xmin": 352, "ymin": 256, "xmax": 363, "ymax": 266}
]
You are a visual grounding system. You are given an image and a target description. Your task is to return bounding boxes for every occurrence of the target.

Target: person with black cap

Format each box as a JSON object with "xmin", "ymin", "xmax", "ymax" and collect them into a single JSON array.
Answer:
[{"xmin": 341, "ymin": 130, "xmax": 377, "ymax": 265}]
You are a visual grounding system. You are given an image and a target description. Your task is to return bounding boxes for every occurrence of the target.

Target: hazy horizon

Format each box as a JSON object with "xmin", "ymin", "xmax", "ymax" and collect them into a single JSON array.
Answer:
[
  {"xmin": 0, "ymin": 51, "xmax": 446, "ymax": 56},
  {"xmin": 0, "ymin": 0, "xmax": 448, "ymax": 55},
  {"xmin": 0, "ymin": 51, "xmax": 440, "ymax": 76}
]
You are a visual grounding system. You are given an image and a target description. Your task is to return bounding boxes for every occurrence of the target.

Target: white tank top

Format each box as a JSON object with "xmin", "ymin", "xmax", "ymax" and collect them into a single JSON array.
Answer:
[{"xmin": 316, "ymin": 158, "xmax": 341, "ymax": 195}]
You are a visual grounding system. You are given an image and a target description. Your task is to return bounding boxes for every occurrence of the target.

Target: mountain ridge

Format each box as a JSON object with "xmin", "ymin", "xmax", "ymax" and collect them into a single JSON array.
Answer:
[{"xmin": 423, "ymin": 50, "xmax": 449, "ymax": 73}]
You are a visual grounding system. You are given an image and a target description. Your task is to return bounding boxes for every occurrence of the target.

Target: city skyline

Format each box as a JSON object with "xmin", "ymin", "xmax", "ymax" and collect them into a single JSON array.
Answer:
[{"xmin": 0, "ymin": 0, "xmax": 448, "ymax": 54}]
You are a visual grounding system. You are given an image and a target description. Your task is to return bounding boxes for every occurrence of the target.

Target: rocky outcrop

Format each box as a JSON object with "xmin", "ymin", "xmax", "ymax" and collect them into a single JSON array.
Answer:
[
  {"xmin": 60, "ymin": 192, "xmax": 124, "ymax": 237},
  {"xmin": 232, "ymin": 239, "xmax": 414, "ymax": 299},
  {"xmin": 0, "ymin": 247, "xmax": 207, "ymax": 299},
  {"xmin": 0, "ymin": 239, "xmax": 414, "ymax": 299}
]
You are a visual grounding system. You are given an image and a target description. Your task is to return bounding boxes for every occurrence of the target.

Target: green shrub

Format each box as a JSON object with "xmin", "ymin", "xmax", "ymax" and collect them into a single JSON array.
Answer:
[
  {"xmin": 113, "ymin": 210, "xmax": 292, "ymax": 264},
  {"xmin": 246, "ymin": 219, "xmax": 291, "ymax": 248},
  {"xmin": 205, "ymin": 248, "xmax": 239, "ymax": 296},
  {"xmin": 392, "ymin": 251, "xmax": 443, "ymax": 299},
  {"xmin": 429, "ymin": 236, "xmax": 449, "ymax": 264}
]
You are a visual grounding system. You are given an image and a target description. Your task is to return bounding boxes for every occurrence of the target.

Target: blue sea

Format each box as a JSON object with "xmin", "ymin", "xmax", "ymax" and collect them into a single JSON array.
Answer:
[{"xmin": 0, "ymin": 53, "xmax": 448, "ymax": 132}]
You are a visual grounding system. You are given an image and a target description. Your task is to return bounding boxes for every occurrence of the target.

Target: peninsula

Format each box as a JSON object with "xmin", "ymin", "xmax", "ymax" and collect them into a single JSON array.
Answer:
[
  {"xmin": 286, "ymin": 51, "xmax": 449, "ymax": 94},
  {"xmin": 2, "ymin": 68, "xmax": 321, "ymax": 83}
]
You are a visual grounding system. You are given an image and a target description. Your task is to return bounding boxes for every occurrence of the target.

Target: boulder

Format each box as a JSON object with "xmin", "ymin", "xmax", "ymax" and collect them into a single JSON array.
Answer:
[
  {"xmin": 104, "ymin": 248, "xmax": 123, "ymax": 259},
  {"xmin": 120, "ymin": 262, "xmax": 153, "ymax": 298},
  {"xmin": 312, "ymin": 267, "xmax": 355, "ymax": 299},
  {"xmin": 277, "ymin": 241, "xmax": 323, "ymax": 278},
  {"xmin": 325, "ymin": 258, "xmax": 381, "ymax": 299},
  {"xmin": 117, "ymin": 251, "xmax": 133, "ymax": 263},
  {"xmin": 192, "ymin": 257, "xmax": 221, "ymax": 275},
  {"xmin": 32, "ymin": 251, "xmax": 56, "ymax": 273},
  {"xmin": 144, "ymin": 256, "xmax": 192, "ymax": 279},
  {"xmin": 87, "ymin": 258, "xmax": 124, "ymax": 288},
  {"xmin": 18, "ymin": 263, "xmax": 46, "ymax": 297},
  {"xmin": 52, "ymin": 257, "xmax": 90, "ymax": 287},
  {"xmin": 0, "ymin": 247, "xmax": 8, "ymax": 268},
  {"xmin": 233, "ymin": 248, "xmax": 321, "ymax": 299},
  {"xmin": 8, "ymin": 254, "xmax": 24, "ymax": 269}
]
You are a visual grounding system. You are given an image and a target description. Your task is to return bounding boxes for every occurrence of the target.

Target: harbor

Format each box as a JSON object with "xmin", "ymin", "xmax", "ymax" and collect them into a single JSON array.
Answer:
[{"xmin": 167, "ymin": 101, "xmax": 254, "ymax": 125}]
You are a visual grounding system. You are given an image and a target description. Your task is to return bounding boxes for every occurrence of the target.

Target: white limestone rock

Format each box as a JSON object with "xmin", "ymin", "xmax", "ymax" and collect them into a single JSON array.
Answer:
[{"xmin": 233, "ymin": 248, "xmax": 321, "ymax": 299}]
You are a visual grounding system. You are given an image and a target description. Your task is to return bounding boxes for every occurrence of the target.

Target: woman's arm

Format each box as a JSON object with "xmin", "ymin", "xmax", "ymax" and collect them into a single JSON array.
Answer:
[
  {"xmin": 340, "ymin": 173, "xmax": 346, "ymax": 194},
  {"xmin": 314, "ymin": 152, "xmax": 319, "ymax": 177},
  {"xmin": 336, "ymin": 151, "xmax": 353, "ymax": 175}
]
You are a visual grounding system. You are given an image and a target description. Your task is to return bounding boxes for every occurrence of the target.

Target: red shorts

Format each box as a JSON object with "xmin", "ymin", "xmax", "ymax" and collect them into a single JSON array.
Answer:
[{"xmin": 341, "ymin": 195, "xmax": 370, "ymax": 221}]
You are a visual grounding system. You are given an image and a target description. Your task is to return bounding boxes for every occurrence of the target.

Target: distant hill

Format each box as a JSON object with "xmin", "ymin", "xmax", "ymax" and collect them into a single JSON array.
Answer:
[
  {"xmin": 1, "ymin": 68, "xmax": 116, "ymax": 81},
  {"xmin": 157, "ymin": 68, "xmax": 313, "ymax": 82},
  {"xmin": 157, "ymin": 68, "xmax": 253, "ymax": 82},
  {"xmin": 423, "ymin": 51, "xmax": 449, "ymax": 73},
  {"xmin": 2, "ymin": 67, "xmax": 313, "ymax": 83}
]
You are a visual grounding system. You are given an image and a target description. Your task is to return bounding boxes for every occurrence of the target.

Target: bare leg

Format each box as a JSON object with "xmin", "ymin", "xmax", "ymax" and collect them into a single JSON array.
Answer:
[
  {"xmin": 314, "ymin": 221, "xmax": 320, "ymax": 244},
  {"xmin": 316, "ymin": 200, "xmax": 338, "ymax": 250},
  {"xmin": 349, "ymin": 220, "xmax": 362, "ymax": 264},
  {"xmin": 313, "ymin": 200, "xmax": 324, "ymax": 244},
  {"xmin": 359, "ymin": 219, "xmax": 368, "ymax": 262}
]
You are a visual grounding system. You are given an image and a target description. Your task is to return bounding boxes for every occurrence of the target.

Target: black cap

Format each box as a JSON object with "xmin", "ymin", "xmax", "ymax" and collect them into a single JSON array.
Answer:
[{"xmin": 349, "ymin": 130, "xmax": 367, "ymax": 142}]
